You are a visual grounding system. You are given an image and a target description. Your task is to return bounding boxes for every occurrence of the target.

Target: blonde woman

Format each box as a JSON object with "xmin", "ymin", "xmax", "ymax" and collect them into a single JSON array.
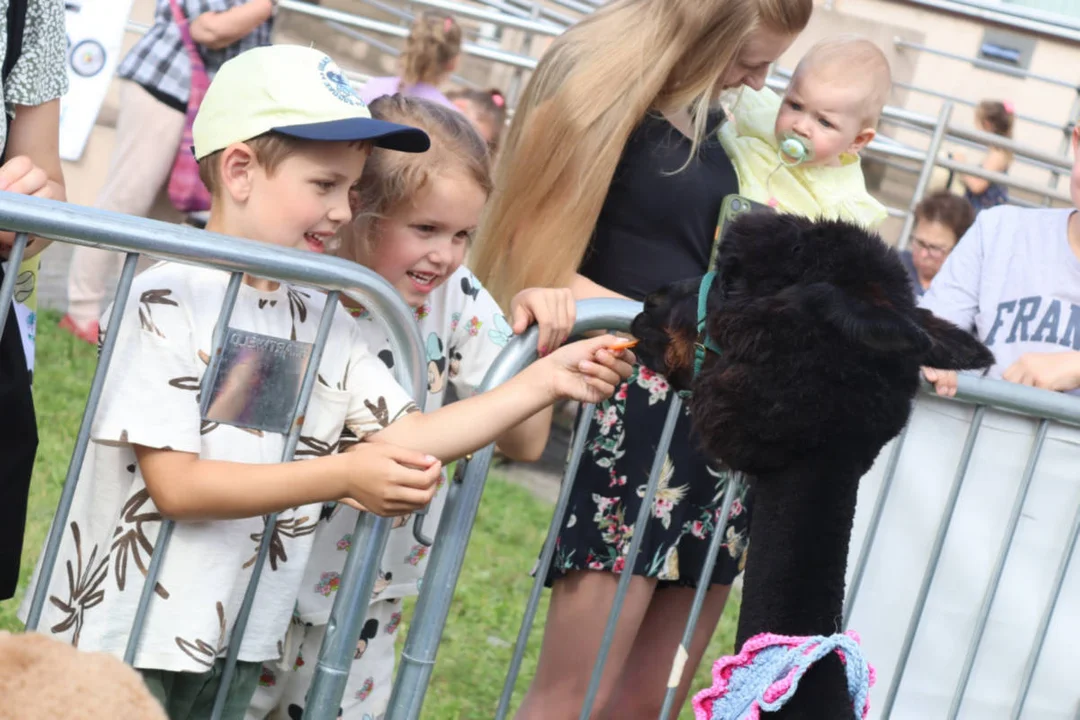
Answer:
[
  {"xmin": 470, "ymin": 0, "xmax": 813, "ymax": 716},
  {"xmin": 359, "ymin": 12, "xmax": 462, "ymax": 109}
]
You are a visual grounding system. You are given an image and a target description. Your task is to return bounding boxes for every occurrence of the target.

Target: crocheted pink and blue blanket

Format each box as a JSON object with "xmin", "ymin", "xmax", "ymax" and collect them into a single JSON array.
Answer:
[{"xmin": 692, "ymin": 631, "xmax": 875, "ymax": 720}]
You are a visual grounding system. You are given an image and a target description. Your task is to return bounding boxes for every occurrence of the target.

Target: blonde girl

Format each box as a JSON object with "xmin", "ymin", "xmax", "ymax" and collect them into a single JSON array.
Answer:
[
  {"xmin": 469, "ymin": 0, "xmax": 813, "ymax": 716},
  {"xmin": 249, "ymin": 95, "xmax": 580, "ymax": 720},
  {"xmin": 359, "ymin": 12, "xmax": 462, "ymax": 109},
  {"xmin": 955, "ymin": 99, "xmax": 1016, "ymax": 212}
]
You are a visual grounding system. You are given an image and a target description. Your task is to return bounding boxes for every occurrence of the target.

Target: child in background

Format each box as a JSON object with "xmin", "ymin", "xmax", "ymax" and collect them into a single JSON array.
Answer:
[
  {"xmin": 248, "ymin": 94, "xmax": 576, "ymax": 720},
  {"xmin": 446, "ymin": 87, "xmax": 508, "ymax": 154},
  {"xmin": 922, "ymin": 123, "xmax": 1080, "ymax": 398},
  {"xmin": 720, "ymin": 34, "xmax": 890, "ymax": 228},
  {"xmin": 20, "ymin": 46, "xmax": 632, "ymax": 720},
  {"xmin": 359, "ymin": 12, "xmax": 461, "ymax": 109},
  {"xmin": 953, "ymin": 100, "xmax": 1015, "ymax": 212}
]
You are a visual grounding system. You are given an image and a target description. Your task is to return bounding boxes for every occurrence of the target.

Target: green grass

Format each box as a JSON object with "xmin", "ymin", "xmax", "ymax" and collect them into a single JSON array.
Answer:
[{"xmin": 2, "ymin": 310, "xmax": 740, "ymax": 719}]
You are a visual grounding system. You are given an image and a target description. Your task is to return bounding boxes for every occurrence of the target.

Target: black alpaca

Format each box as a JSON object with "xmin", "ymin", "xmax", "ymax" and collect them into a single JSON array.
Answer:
[{"xmin": 630, "ymin": 213, "xmax": 994, "ymax": 718}]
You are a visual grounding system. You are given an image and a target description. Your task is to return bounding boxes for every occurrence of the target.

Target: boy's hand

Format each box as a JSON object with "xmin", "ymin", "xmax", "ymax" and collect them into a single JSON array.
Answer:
[
  {"xmin": 1002, "ymin": 352, "xmax": 1080, "ymax": 392},
  {"xmin": 0, "ymin": 155, "xmax": 56, "ymax": 259},
  {"xmin": 922, "ymin": 366, "xmax": 959, "ymax": 397},
  {"xmin": 509, "ymin": 287, "xmax": 576, "ymax": 356},
  {"xmin": 341, "ymin": 443, "xmax": 441, "ymax": 516},
  {"xmin": 538, "ymin": 335, "xmax": 635, "ymax": 404}
]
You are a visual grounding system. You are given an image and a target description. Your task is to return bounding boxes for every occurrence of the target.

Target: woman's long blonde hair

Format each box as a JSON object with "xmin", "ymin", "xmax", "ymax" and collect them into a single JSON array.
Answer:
[{"xmin": 470, "ymin": 0, "xmax": 812, "ymax": 309}]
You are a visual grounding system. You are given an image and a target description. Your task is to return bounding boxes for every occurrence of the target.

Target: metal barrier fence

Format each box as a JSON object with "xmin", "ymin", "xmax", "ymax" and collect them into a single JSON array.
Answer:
[
  {"xmin": 0, "ymin": 191, "xmax": 429, "ymax": 720},
  {"xmin": 844, "ymin": 377, "xmax": 1080, "ymax": 719},
  {"xmin": 5, "ymin": 203, "xmax": 1080, "ymax": 719},
  {"xmin": 387, "ymin": 325, "xmax": 1080, "ymax": 718},
  {"xmin": 385, "ymin": 299, "xmax": 749, "ymax": 720}
]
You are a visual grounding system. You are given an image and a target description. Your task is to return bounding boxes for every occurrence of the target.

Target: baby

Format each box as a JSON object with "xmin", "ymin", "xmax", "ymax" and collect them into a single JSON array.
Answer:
[{"xmin": 721, "ymin": 34, "xmax": 892, "ymax": 228}]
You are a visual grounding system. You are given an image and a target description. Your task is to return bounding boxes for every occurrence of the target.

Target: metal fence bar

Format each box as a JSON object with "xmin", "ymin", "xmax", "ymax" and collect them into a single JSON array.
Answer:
[
  {"xmin": 0, "ymin": 231, "xmax": 28, "ymax": 324},
  {"xmin": 323, "ymin": 20, "xmax": 482, "ymax": 90},
  {"xmin": 502, "ymin": 0, "xmax": 576, "ymax": 26},
  {"xmin": 278, "ymin": 0, "xmax": 539, "ymax": 70},
  {"xmin": 843, "ymin": 426, "xmax": 910, "ymax": 627},
  {"xmin": 123, "ymin": 270, "xmax": 244, "ymax": 665},
  {"xmin": 387, "ymin": 299, "xmax": 643, "ymax": 720},
  {"xmin": 880, "ymin": 405, "xmax": 987, "ymax": 716},
  {"xmin": 894, "ymin": 36, "xmax": 1079, "ymax": 89},
  {"xmin": 1010, "ymin": 490, "xmax": 1080, "ymax": 718},
  {"xmin": 403, "ymin": 0, "xmax": 564, "ymax": 35},
  {"xmin": 579, "ymin": 396, "xmax": 683, "ymax": 719},
  {"xmin": 0, "ymin": 193, "xmax": 427, "ymax": 720},
  {"xmin": 495, "ymin": 403, "xmax": 596, "ymax": 719},
  {"xmin": 890, "ymin": 78, "xmax": 1064, "ymax": 132},
  {"xmin": 209, "ymin": 289, "xmax": 343, "ymax": 718},
  {"xmin": 898, "ymin": 102, "xmax": 954, "ymax": 250},
  {"xmin": 947, "ymin": 419, "xmax": 1050, "ymax": 719},
  {"xmin": 24, "ymin": 250, "xmax": 141, "ymax": 629},
  {"xmin": 657, "ymin": 471, "xmax": 743, "ymax": 720}
]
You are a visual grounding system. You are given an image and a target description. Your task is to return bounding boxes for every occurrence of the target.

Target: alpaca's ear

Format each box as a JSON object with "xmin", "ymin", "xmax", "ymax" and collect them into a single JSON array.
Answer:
[
  {"xmin": 794, "ymin": 282, "xmax": 931, "ymax": 354},
  {"xmin": 915, "ymin": 308, "xmax": 996, "ymax": 370}
]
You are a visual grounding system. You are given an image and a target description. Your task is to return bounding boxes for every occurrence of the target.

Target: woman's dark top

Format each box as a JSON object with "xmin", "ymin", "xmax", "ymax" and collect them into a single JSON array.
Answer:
[{"xmin": 578, "ymin": 110, "xmax": 739, "ymax": 301}]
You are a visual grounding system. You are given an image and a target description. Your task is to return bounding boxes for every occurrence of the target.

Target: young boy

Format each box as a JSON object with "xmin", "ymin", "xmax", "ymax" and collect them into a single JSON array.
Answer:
[
  {"xmin": 721, "ymin": 35, "xmax": 892, "ymax": 228},
  {"xmin": 920, "ymin": 124, "xmax": 1080, "ymax": 398},
  {"xmin": 20, "ymin": 45, "xmax": 633, "ymax": 719}
]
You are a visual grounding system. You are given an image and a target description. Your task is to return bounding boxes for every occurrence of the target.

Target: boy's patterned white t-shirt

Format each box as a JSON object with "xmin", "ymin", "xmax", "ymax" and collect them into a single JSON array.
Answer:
[
  {"xmin": 297, "ymin": 266, "xmax": 511, "ymax": 621},
  {"xmin": 18, "ymin": 262, "xmax": 418, "ymax": 672}
]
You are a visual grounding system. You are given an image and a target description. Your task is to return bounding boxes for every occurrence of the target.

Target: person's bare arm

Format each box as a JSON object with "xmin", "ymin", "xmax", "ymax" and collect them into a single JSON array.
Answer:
[
  {"xmin": 1, "ymin": 99, "xmax": 65, "ymax": 258},
  {"xmin": 960, "ymin": 147, "xmax": 1009, "ymax": 196},
  {"xmin": 189, "ymin": 0, "xmax": 274, "ymax": 50},
  {"xmin": 368, "ymin": 337, "xmax": 631, "ymax": 462},
  {"xmin": 495, "ymin": 405, "xmax": 555, "ymax": 462},
  {"xmin": 134, "ymin": 443, "xmax": 441, "ymax": 521},
  {"xmin": 570, "ymin": 273, "xmax": 632, "ymax": 301}
]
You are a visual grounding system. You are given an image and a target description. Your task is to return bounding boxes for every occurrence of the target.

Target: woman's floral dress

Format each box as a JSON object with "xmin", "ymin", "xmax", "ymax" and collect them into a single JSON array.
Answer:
[{"xmin": 546, "ymin": 365, "xmax": 751, "ymax": 588}]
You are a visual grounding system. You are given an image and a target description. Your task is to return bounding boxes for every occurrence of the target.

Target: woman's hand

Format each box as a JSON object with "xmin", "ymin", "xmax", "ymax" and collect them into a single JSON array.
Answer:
[
  {"xmin": 536, "ymin": 335, "xmax": 635, "ymax": 404},
  {"xmin": 509, "ymin": 287, "xmax": 576, "ymax": 356},
  {"xmin": 0, "ymin": 155, "xmax": 57, "ymax": 260}
]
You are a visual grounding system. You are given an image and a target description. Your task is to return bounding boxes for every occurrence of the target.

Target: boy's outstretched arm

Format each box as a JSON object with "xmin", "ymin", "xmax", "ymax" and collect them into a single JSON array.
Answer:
[
  {"xmin": 368, "ymin": 336, "xmax": 633, "ymax": 463},
  {"xmin": 135, "ymin": 443, "xmax": 441, "ymax": 521}
]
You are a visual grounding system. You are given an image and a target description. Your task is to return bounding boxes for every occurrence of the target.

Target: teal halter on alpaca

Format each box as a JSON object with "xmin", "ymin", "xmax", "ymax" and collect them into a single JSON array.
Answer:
[{"xmin": 678, "ymin": 270, "xmax": 724, "ymax": 399}]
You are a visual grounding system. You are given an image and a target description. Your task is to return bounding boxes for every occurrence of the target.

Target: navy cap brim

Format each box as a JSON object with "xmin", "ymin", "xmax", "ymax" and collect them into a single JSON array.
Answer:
[{"xmin": 272, "ymin": 117, "xmax": 430, "ymax": 153}]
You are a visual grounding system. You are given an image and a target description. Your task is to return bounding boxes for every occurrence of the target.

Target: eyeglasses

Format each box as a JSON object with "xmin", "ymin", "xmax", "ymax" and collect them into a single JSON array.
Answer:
[{"xmin": 911, "ymin": 237, "xmax": 952, "ymax": 258}]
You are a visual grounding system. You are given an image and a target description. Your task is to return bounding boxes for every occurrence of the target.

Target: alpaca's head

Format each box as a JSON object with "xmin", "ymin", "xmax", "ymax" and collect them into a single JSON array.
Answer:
[{"xmin": 630, "ymin": 213, "xmax": 994, "ymax": 475}]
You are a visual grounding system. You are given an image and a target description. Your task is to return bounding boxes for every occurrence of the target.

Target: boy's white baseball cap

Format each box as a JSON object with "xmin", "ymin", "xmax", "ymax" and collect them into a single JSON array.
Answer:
[{"xmin": 192, "ymin": 45, "xmax": 430, "ymax": 160}]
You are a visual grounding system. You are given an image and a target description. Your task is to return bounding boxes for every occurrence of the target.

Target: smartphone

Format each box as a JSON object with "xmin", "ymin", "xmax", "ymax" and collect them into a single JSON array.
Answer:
[
  {"xmin": 712, "ymin": 195, "xmax": 775, "ymax": 268},
  {"xmin": 718, "ymin": 194, "xmax": 774, "ymax": 237}
]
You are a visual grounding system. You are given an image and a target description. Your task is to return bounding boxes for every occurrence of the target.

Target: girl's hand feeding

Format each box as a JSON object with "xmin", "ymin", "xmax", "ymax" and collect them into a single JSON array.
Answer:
[
  {"xmin": 536, "ymin": 335, "xmax": 635, "ymax": 404},
  {"xmin": 509, "ymin": 287, "xmax": 576, "ymax": 356}
]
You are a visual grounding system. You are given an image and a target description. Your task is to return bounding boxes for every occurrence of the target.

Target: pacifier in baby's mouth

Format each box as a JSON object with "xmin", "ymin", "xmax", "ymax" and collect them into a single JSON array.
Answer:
[{"xmin": 778, "ymin": 135, "xmax": 812, "ymax": 166}]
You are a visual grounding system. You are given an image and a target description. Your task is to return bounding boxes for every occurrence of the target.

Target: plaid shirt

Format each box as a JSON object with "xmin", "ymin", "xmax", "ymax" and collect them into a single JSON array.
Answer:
[{"xmin": 117, "ymin": 0, "xmax": 272, "ymax": 106}]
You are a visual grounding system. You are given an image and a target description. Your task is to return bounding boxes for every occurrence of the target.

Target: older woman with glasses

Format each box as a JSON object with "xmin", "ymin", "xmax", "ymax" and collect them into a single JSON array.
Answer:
[{"xmin": 901, "ymin": 190, "xmax": 976, "ymax": 297}]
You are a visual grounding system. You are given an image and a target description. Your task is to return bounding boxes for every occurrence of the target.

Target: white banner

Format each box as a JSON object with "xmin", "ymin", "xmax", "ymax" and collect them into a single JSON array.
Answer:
[{"xmin": 60, "ymin": 0, "xmax": 137, "ymax": 161}]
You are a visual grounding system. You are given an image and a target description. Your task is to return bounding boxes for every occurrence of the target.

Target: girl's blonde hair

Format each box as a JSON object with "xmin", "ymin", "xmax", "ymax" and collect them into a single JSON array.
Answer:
[
  {"xmin": 470, "ymin": 0, "xmax": 812, "ymax": 309},
  {"xmin": 338, "ymin": 94, "xmax": 492, "ymax": 266},
  {"xmin": 400, "ymin": 12, "xmax": 463, "ymax": 88}
]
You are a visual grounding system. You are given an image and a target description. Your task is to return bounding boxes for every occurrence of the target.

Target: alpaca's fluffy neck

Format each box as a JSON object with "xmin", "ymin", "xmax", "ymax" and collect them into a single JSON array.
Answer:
[{"xmin": 734, "ymin": 461, "xmax": 863, "ymax": 718}]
